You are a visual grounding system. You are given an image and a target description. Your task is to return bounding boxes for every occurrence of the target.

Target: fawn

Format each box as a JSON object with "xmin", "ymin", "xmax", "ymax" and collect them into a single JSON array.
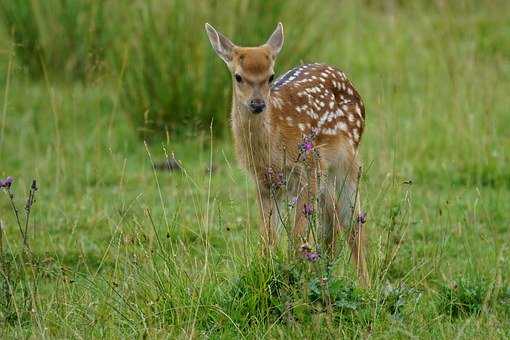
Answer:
[{"xmin": 205, "ymin": 23, "xmax": 368, "ymax": 285}]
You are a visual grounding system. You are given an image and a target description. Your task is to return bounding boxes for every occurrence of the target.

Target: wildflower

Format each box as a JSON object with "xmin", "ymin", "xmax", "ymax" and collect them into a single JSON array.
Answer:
[
  {"xmin": 303, "ymin": 140, "xmax": 313, "ymax": 152},
  {"xmin": 300, "ymin": 243, "xmax": 320, "ymax": 262},
  {"xmin": 289, "ymin": 196, "xmax": 299, "ymax": 208},
  {"xmin": 305, "ymin": 251, "xmax": 320, "ymax": 262},
  {"xmin": 297, "ymin": 131, "xmax": 319, "ymax": 161},
  {"xmin": 266, "ymin": 167, "xmax": 285, "ymax": 190},
  {"xmin": 0, "ymin": 176, "xmax": 13, "ymax": 189},
  {"xmin": 303, "ymin": 203, "xmax": 314, "ymax": 217},
  {"xmin": 298, "ymin": 138, "xmax": 313, "ymax": 160},
  {"xmin": 275, "ymin": 172, "xmax": 285, "ymax": 188},
  {"xmin": 357, "ymin": 211, "xmax": 367, "ymax": 224},
  {"xmin": 310, "ymin": 127, "xmax": 320, "ymax": 138}
]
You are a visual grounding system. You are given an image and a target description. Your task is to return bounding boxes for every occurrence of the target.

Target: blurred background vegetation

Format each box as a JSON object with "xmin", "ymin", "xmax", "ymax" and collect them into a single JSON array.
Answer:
[
  {"xmin": 0, "ymin": 0, "xmax": 339, "ymax": 136},
  {"xmin": 1, "ymin": 0, "xmax": 506, "ymax": 139}
]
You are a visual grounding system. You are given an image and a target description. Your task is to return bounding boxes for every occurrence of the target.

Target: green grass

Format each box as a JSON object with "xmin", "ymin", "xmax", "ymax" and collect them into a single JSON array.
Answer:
[
  {"xmin": 0, "ymin": 0, "xmax": 335, "ymax": 136},
  {"xmin": 1, "ymin": 0, "xmax": 510, "ymax": 338},
  {"xmin": 0, "ymin": 0, "xmax": 107, "ymax": 80}
]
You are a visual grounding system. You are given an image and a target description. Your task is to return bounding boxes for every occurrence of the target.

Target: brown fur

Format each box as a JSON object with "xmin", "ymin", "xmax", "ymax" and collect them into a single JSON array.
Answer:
[{"xmin": 206, "ymin": 23, "xmax": 369, "ymax": 286}]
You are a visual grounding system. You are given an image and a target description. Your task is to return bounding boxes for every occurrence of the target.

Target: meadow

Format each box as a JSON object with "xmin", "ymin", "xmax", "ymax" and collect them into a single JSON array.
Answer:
[{"xmin": 0, "ymin": 0, "xmax": 509, "ymax": 338}]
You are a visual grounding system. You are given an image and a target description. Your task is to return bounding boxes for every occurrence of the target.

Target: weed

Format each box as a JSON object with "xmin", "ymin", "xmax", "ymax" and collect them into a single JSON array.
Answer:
[
  {"xmin": 0, "ymin": 177, "xmax": 40, "ymax": 327},
  {"xmin": 438, "ymin": 278, "xmax": 488, "ymax": 318}
]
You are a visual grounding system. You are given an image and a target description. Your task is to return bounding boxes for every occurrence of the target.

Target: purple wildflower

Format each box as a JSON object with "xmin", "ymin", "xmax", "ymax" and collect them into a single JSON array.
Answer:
[
  {"xmin": 289, "ymin": 196, "xmax": 299, "ymax": 208},
  {"xmin": 5, "ymin": 176, "xmax": 13, "ymax": 186},
  {"xmin": 298, "ymin": 138, "xmax": 313, "ymax": 156},
  {"xmin": 357, "ymin": 211, "xmax": 367, "ymax": 224},
  {"xmin": 305, "ymin": 251, "xmax": 320, "ymax": 262},
  {"xmin": 266, "ymin": 168, "xmax": 285, "ymax": 190},
  {"xmin": 275, "ymin": 172, "xmax": 285, "ymax": 188},
  {"xmin": 300, "ymin": 243, "xmax": 320, "ymax": 262},
  {"xmin": 303, "ymin": 203, "xmax": 314, "ymax": 217},
  {"xmin": 0, "ymin": 176, "xmax": 13, "ymax": 189},
  {"xmin": 297, "ymin": 131, "xmax": 319, "ymax": 161}
]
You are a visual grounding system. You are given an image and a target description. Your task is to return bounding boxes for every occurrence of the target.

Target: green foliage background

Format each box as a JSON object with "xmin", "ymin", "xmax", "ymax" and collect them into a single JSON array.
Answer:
[{"xmin": 0, "ymin": 0, "xmax": 509, "ymax": 338}]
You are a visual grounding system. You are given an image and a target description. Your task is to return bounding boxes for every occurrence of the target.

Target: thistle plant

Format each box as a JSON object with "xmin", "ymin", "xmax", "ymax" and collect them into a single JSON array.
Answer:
[
  {"xmin": 0, "ymin": 177, "xmax": 40, "ymax": 324},
  {"xmin": 264, "ymin": 131, "xmax": 328, "ymax": 267},
  {"xmin": 0, "ymin": 177, "xmax": 38, "ymax": 251}
]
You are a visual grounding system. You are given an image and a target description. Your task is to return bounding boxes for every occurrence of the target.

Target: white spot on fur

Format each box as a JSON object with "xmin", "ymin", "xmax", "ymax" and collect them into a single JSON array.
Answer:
[
  {"xmin": 355, "ymin": 103, "xmax": 362, "ymax": 117},
  {"xmin": 353, "ymin": 128, "xmax": 359, "ymax": 141},
  {"xmin": 307, "ymin": 110, "xmax": 319, "ymax": 120}
]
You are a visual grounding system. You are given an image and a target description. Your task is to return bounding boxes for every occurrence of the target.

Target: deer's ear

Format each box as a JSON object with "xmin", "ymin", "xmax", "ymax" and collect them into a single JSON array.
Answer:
[
  {"xmin": 205, "ymin": 23, "xmax": 235, "ymax": 63},
  {"xmin": 265, "ymin": 22, "xmax": 284, "ymax": 57}
]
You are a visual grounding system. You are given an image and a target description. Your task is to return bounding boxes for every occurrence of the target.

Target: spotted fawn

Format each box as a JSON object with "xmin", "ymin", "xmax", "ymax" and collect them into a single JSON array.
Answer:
[{"xmin": 205, "ymin": 23, "xmax": 368, "ymax": 285}]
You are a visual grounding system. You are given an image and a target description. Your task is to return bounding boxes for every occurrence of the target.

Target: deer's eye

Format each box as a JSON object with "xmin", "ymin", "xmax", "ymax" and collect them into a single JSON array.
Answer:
[
  {"xmin": 235, "ymin": 74, "xmax": 242, "ymax": 83},
  {"xmin": 268, "ymin": 74, "xmax": 275, "ymax": 83}
]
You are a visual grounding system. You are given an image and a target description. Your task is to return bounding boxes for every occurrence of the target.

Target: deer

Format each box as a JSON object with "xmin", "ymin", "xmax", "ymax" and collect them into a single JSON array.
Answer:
[{"xmin": 205, "ymin": 22, "xmax": 369, "ymax": 285}]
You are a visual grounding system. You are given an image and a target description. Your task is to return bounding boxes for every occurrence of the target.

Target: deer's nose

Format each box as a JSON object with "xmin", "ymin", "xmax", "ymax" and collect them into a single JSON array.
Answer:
[{"xmin": 248, "ymin": 99, "xmax": 266, "ymax": 114}]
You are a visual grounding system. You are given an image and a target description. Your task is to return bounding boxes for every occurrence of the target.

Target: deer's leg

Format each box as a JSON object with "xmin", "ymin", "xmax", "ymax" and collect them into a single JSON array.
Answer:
[
  {"xmin": 346, "ymin": 190, "xmax": 369, "ymax": 287},
  {"xmin": 333, "ymin": 154, "xmax": 370, "ymax": 287},
  {"xmin": 291, "ymin": 170, "xmax": 319, "ymax": 250},
  {"xmin": 291, "ymin": 194, "xmax": 308, "ymax": 247},
  {"xmin": 323, "ymin": 186, "xmax": 340, "ymax": 255},
  {"xmin": 258, "ymin": 192, "xmax": 277, "ymax": 248}
]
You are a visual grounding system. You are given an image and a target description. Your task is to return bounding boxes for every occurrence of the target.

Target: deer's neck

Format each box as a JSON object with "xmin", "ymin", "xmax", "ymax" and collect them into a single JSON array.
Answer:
[{"xmin": 231, "ymin": 93, "xmax": 273, "ymax": 174}]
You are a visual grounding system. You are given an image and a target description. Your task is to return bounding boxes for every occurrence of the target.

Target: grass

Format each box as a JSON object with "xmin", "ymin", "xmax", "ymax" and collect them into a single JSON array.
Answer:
[
  {"xmin": 0, "ymin": 0, "xmax": 107, "ymax": 80},
  {"xmin": 0, "ymin": 0, "xmax": 334, "ymax": 136},
  {"xmin": 1, "ymin": 0, "xmax": 510, "ymax": 338}
]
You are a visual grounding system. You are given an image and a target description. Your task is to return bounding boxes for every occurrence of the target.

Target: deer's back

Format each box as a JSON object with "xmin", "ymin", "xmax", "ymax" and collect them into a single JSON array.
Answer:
[{"xmin": 269, "ymin": 63, "xmax": 365, "ymax": 156}]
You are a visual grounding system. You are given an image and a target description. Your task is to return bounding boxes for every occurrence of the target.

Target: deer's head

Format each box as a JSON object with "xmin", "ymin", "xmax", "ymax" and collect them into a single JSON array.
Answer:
[{"xmin": 205, "ymin": 23, "xmax": 284, "ymax": 115}]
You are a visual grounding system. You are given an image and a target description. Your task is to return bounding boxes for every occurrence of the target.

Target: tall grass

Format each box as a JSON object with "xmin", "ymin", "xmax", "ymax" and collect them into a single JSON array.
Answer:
[
  {"xmin": 0, "ymin": 0, "xmax": 107, "ymax": 80},
  {"xmin": 1, "ymin": 1, "xmax": 509, "ymax": 140},
  {"xmin": 107, "ymin": 0, "xmax": 335, "ymax": 137},
  {"xmin": 0, "ymin": 0, "xmax": 334, "ymax": 136}
]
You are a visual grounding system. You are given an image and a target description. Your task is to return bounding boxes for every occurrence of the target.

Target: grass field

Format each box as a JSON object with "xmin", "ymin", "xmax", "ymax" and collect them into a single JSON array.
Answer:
[{"xmin": 1, "ymin": 1, "xmax": 510, "ymax": 338}]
